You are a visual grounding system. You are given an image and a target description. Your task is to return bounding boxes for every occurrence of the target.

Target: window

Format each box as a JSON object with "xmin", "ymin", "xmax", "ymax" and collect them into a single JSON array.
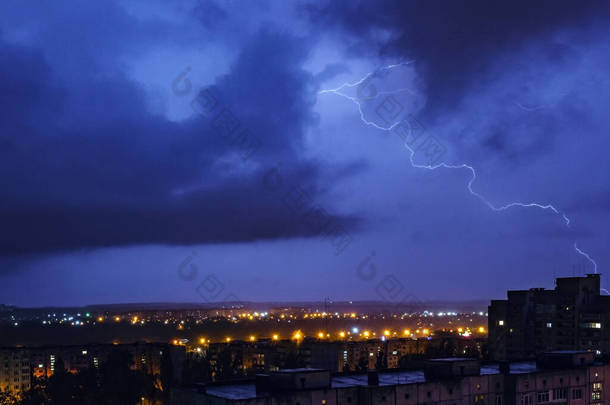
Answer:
[
  {"xmin": 537, "ymin": 391, "xmax": 549, "ymax": 403},
  {"xmin": 572, "ymin": 388, "xmax": 583, "ymax": 400},
  {"xmin": 498, "ymin": 320, "xmax": 504, "ymax": 326},
  {"xmin": 495, "ymin": 394, "xmax": 502, "ymax": 405},
  {"xmin": 592, "ymin": 382, "xmax": 603, "ymax": 401},
  {"xmin": 546, "ymin": 323, "xmax": 552, "ymax": 328},
  {"xmin": 553, "ymin": 388, "xmax": 568, "ymax": 400}
]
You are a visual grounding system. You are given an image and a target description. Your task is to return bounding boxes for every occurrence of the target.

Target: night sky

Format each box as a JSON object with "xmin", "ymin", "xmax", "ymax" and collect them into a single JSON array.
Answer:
[{"xmin": 1, "ymin": 1, "xmax": 609, "ymax": 306}]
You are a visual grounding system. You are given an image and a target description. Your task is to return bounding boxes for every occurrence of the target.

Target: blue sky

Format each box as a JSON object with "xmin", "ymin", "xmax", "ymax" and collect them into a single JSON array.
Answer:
[{"xmin": 1, "ymin": 0, "xmax": 609, "ymax": 306}]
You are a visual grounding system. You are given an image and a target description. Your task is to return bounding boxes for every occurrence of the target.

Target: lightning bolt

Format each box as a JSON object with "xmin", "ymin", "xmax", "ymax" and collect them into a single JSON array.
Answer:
[{"xmin": 319, "ymin": 62, "xmax": 601, "ymax": 285}]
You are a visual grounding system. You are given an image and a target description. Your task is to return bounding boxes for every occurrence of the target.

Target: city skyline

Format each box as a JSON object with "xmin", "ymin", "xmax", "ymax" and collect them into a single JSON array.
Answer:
[{"xmin": 1, "ymin": 1, "xmax": 610, "ymax": 306}]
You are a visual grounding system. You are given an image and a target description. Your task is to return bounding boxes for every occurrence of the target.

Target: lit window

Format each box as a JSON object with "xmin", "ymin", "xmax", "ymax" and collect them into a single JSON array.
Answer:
[
  {"xmin": 546, "ymin": 323, "xmax": 552, "ymax": 328},
  {"xmin": 498, "ymin": 320, "xmax": 504, "ymax": 326}
]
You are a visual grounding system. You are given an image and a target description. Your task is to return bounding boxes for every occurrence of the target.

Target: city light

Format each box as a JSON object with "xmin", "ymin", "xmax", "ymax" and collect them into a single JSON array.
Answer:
[
  {"xmin": 249, "ymin": 336, "xmax": 256, "ymax": 341},
  {"xmin": 383, "ymin": 330, "xmax": 391, "ymax": 336},
  {"xmin": 272, "ymin": 334, "xmax": 279, "ymax": 341},
  {"xmin": 339, "ymin": 331, "xmax": 345, "ymax": 338},
  {"xmin": 403, "ymin": 329, "xmax": 410, "ymax": 336},
  {"xmin": 317, "ymin": 332, "xmax": 324, "ymax": 339}
]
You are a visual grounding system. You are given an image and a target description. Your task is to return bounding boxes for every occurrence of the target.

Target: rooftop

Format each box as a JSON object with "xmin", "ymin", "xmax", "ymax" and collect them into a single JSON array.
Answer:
[
  {"xmin": 274, "ymin": 368, "xmax": 325, "ymax": 373},
  {"xmin": 201, "ymin": 362, "xmax": 539, "ymax": 400},
  {"xmin": 427, "ymin": 357, "xmax": 479, "ymax": 363}
]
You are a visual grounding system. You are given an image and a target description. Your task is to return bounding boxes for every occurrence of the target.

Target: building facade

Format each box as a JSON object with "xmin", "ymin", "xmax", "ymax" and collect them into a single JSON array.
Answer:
[
  {"xmin": 489, "ymin": 274, "xmax": 610, "ymax": 361},
  {"xmin": 173, "ymin": 352, "xmax": 610, "ymax": 405},
  {"xmin": 0, "ymin": 342, "xmax": 185, "ymax": 396},
  {"xmin": 0, "ymin": 348, "xmax": 30, "ymax": 394}
]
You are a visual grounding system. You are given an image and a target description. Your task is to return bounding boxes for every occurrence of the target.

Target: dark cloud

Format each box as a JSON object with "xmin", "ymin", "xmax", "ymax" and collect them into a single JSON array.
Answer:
[
  {"xmin": 306, "ymin": 0, "xmax": 610, "ymax": 111},
  {"xmin": 0, "ymin": 17, "xmax": 359, "ymax": 256}
]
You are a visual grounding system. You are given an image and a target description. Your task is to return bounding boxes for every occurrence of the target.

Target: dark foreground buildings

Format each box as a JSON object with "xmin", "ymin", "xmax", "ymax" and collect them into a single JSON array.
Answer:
[
  {"xmin": 172, "ymin": 351, "xmax": 607, "ymax": 404},
  {"xmin": 489, "ymin": 274, "xmax": 610, "ymax": 361},
  {"xmin": 0, "ymin": 342, "xmax": 185, "ymax": 396}
]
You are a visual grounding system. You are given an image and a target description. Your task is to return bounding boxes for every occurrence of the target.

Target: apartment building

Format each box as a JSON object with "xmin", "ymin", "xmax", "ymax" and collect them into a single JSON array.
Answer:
[
  {"xmin": 489, "ymin": 274, "xmax": 610, "ymax": 361},
  {"xmin": 172, "ymin": 351, "xmax": 609, "ymax": 404},
  {"xmin": 0, "ymin": 348, "xmax": 30, "ymax": 394}
]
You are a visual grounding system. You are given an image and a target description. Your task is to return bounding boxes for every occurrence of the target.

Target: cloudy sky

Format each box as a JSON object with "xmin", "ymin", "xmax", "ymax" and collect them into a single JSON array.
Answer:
[{"xmin": 1, "ymin": 0, "xmax": 609, "ymax": 306}]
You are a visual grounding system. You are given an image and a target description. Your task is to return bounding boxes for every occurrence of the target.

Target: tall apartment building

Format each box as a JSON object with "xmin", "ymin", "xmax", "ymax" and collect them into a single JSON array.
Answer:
[
  {"xmin": 172, "ymin": 351, "xmax": 609, "ymax": 404},
  {"xmin": 489, "ymin": 274, "xmax": 610, "ymax": 361},
  {"xmin": 0, "ymin": 348, "xmax": 30, "ymax": 394}
]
